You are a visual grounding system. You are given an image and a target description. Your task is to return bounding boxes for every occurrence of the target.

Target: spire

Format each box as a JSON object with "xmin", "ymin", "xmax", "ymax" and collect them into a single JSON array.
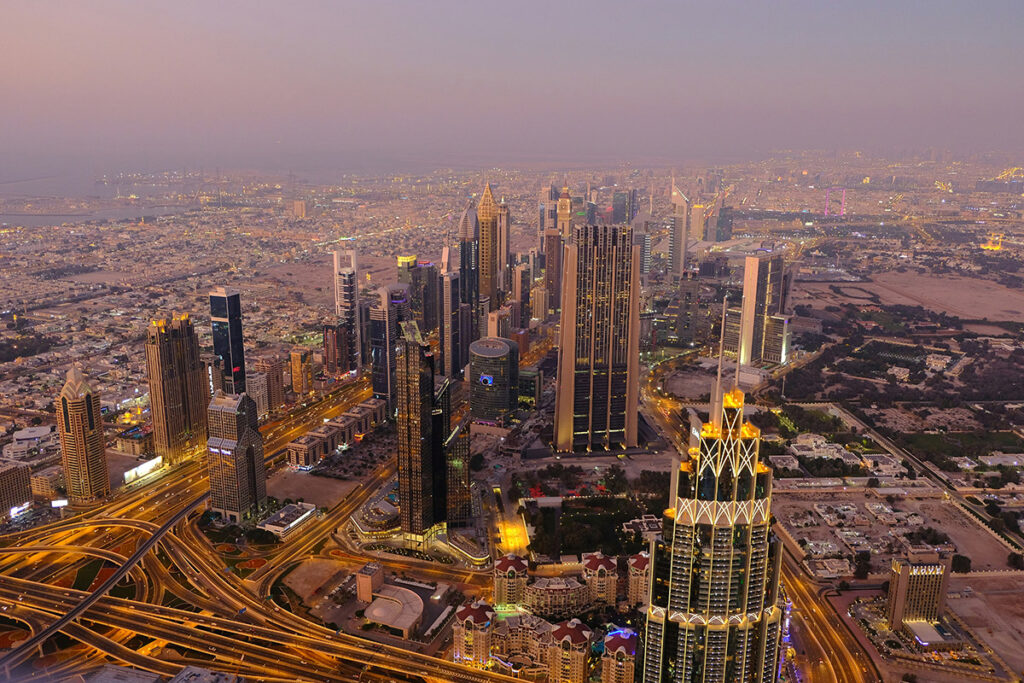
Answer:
[
  {"xmin": 712, "ymin": 298, "xmax": 728, "ymax": 429},
  {"xmin": 458, "ymin": 200, "xmax": 478, "ymax": 241},
  {"xmin": 477, "ymin": 184, "xmax": 498, "ymax": 221}
]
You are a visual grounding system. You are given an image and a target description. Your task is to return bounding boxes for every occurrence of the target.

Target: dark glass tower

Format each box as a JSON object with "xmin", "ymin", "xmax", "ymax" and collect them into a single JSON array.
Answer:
[{"xmin": 209, "ymin": 287, "xmax": 246, "ymax": 394}]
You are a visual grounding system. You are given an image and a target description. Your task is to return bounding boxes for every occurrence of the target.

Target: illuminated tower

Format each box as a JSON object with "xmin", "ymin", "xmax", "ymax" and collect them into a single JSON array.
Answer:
[
  {"xmin": 369, "ymin": 284, "xmax": 410, "ymax": 411},
  {"xmin": 57, "ymin": 366, "xmax": 110, "ymax": 505},
  {"xmin": 206, "ymin": 391, "xmax": 266, "ymax": 523},
  {"xmin": 641, "ymin": 365, "xmax": 783, "ymax": 682},
  {"xmin": 145, "ymin": 314, "xmax": 208, "ymax": 466},
  {"xmin": 458, "ymin": 201, "xmax": 480, "ymax": 325},
  {"xmin": 477, "ymin": 184, "xmax": 500, "ymax": 306},
  {"xmin": 669, "ymin": 180, "xmax": 691, "ymax": 281},
  {"xmin": 333, "ymin": 249, "xmax": 361, "ymax": 371},
  {"xmin": 554, "ymin": 223, "xmax": 641, "ymax": 452},
  {"xmin": 209, "ymin": 286, "xmax": 246, "ymax": 394},
  {"xmin": 497, "ymin": 197, "xmax": 512, "ymax": 296},
  {"xmin": 440, "ymin": 267, "xmax": 463, "ymax": 380}
]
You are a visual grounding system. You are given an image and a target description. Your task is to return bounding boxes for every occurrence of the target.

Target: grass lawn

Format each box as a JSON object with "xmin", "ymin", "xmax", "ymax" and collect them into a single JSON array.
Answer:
[
  {"xmin": 901, "ymin": 431, "xmax": 1024, "ymax": 461},
  {"xmin": 71, "ymin": 559, "xmax": 104, "ymax": 592}
]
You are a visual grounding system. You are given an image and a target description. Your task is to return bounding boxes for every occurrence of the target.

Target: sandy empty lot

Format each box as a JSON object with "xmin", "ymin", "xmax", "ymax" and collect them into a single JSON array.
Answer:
[
  {"xmin": 857, "ymin": 272, "xmax": 1024, "ymax": 322},
  {"xmin": 267, "ymin": 469, "xmax": 359, "ymax": 508},
  {"xmin": 948, "ymin": 574, "xmax": 1024, "ymax": 674}
]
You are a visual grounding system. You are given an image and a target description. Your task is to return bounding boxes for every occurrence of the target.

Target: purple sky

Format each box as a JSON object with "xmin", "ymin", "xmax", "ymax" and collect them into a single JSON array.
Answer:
[{"xmin": 2, "ymin": 0, "xmax": 1021, "ymax": 178}]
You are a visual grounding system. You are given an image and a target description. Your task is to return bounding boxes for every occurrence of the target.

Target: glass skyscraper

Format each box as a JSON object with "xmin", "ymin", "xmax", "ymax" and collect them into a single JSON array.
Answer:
[{"xmin": 209, "ymin": 287, "xmax": 246, "ymax": 394}]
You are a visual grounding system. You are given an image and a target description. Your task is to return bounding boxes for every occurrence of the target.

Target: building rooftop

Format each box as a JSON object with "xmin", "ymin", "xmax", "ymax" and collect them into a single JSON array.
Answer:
[
  {"xmin": 495, "ymin": 553, "xmax": 529, "ymax": 574},
  {"xmin": 364, "ymin": 584, "xmax": 423, "ymax": 634},
  {"xmin": 551, "ymin": 618, "xmax": 592, "ymax": 646},
  {"xmin": 455, "ymin": 600, "xmax": 495, "ymax": 627}
]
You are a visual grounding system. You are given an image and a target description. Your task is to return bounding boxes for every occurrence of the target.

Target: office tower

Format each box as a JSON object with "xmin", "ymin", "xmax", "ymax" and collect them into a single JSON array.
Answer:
[
  {"xmin": 370, "ymin": 284, "xmax": 410, "ymax": 411},
  {"xmin": 497, "ymin": 197, "xmax": 511, "ymax": 295},
  {"xmin": 206, "ymin": 391, "xmax": 266, "ymax": 523},
  {"xmin": 886, "ymin": 550, "xmax": 952, "ymax": 633},
  {"xmin": 487, "ymin": 306, "xmax": 513, "ymax": 339},
  {"xmin": 445, "ymin": 419, "xmax": 472, "ymax": 529},
  {"xmin": 611, "ymin": 189, "xmax": 637, "ymax": 224},
  {"xmin": 244, "ymin": 370, "xmax": 269, "ymax": 420},
  {"xmin": 200, "ymin": 353, "xmax": 224, "ymax": 396},
  {"xmin": 477, "ymin": 184, "xmax": 500, "ymax": 306},
  {"xmin": 323, "ymin": 323, "xmax": 349, "ymax": 376},
  {"xmin": 290, "ymin": 347, "xmax": 312, "ymax": 395},
  {"xmin": 469, "ymin": 338, "xmax": 519, "ymax": 425},
  {"xmin": 458, "ymin": 201, "xmax": 480, "ymax": 322},
  {"xmin": 538, "ymin": 184, "xmax": 559, "ymax": 251},
  {"xmin": 55, "ymin": 367, "xmax": 110, "ymax": 505},
  {"xmin": 453, "ymin": 601, "xmax": 496, "ymax": 669},
  {"xmin": 359, "ymin": 298, "xmax": 374, "ymax": 365},
  {"xmin": 634, "ymin": 231, "xmax": 652, "ymax": 281},
  {"xmin": 762, "ymin": 315, "xmax": 790, "ymax": 364},
  {"xmin": 398, "ymin": 255, "xmax": 440, "ymax": 333},
  {"xmin": 146, "ymin": 314, "xmax": 208, "ymax": 466},
  {"xmin": 440, "ymin": 270, "xmax": 463, "ymax": 380},
  {"xmin": 209, "ymin": 287, "xmax": 246, "ymax": 394},
  {"xmin": 530, "ymin": 281, "xmax": 549, "ymax": 326},
  {"xmin": 641, "ymin": 379, "xmax": 783, "ymax": 683},
  {"xmin": 0, "ymin": 462, "xmax": 31, "ymax": 519},
  {"xmin": 676, "ymin": 275, "xmax": 701, "ymax": 346},
  {"xmin": 669, "ymin": 180, "xmax": 691, "ymax": 281},
  {"xmin": 511, "ymin": 263, "xmax": 532, "ymax": 323},
  {"xmin": 731, "ymin": 254, "xmax": 786, "ymax": 365},
  {"xmin": 601, "ymin": 629, "xmax": 638, "ymax": 683},
  {"xmin": 554, "ymin": 224, "xmax": 641, "ymax": 452},
  {"xmin": 333, "ymin": 250, "xmax": 361, "ymax": 371},
  {"xmin": 292, "ymin": 199, "xmax": 307, "ymax": 219},
  {"xmin": 253, "ymin": 356, "xmax": 285, "ymax": 411},
  {"xmin": 396, "ymin": 322, "xmax": 446, "ymax": 540}
]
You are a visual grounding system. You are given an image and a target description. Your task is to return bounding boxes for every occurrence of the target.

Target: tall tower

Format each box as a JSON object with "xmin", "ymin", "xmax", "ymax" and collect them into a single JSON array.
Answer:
[
  {"xmin": 209, "ymin": 287, "xmax": 246, "ymax": 394},
  {"xmin": 669, "ymin": 180, "xmax": 691, "ymax": 281},
  {"xmin": 736, "ymin": 254, "xmax": 786, "ymax": 365},
  {"xmin": 206, "ymin": 391, "xmax": 266, "ymax": 524},
  {"xmin": 369, "ymin": 284, "xmax": 410, "ymax": 412},
  {"xmin": 396, "ymin": 322, "xmax": 445, "ymax": 541},
  {"xmin": 554, "ymin": 224, "xmax": 641, "ymax": 452},
  {"xmin": 641, "ymin": 375, "xmax": 783, "ymax": 682},
  {"xmin": 458, "ymin": 201, "xmax": 480, "ymax": 317},
  {"xmin": 440, "ymin": 268, "xmax": 463, "ymax": 380},
  {"xmin": 323, "ymin": 323, "xmax": 348, "ymax": 376},
  {"xmin": 146, "ymin": 314, "xmax": 208, "ymax": 466},
  {"xmin": 477, "ymin": 184, "xmax": 500, "ymax": 306},
  {"xmin": 333, "ymin": 249, "xmax": 361, "ymax": 371},
  {"xmin": 497, "ymin": 197, "xmax": 511, "ymax": 296},
  {"xmin": 57, "ymin": 366, "xmax": 110, "ymax": 505}
]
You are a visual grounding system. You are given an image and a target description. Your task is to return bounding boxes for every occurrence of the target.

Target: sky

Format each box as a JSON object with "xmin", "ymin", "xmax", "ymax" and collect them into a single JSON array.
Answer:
[{"xmin": 1, "ymin": 0, "xmax": 1022, "ymax": 180}]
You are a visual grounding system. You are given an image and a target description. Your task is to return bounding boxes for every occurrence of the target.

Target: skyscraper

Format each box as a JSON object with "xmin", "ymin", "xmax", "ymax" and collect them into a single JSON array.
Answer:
[
  {"xmin": 209, "ymin": 287, "xmax": 246, "ymax": 394},
  {"xmin": 370, "ymin": 284, "xmax": 410, "ymax": 411},
  {"xmin": 497, "ymin": 197, "xmax": 511, "ymax": 296},
  {"xmin": 206, "ymin": 391, "xmax": 266, "ymax": 523},
  {"xmin": 290, "ymin": 347, "xmax": 312, "ymax": 395},
  {"xmin": 396, "ymin": 322, "xmax": 445, "ymax": 541},
  {"xmin": 445, "ymin": 418, "xmax": 472, "ymax": 529},
  {"xmin": 440, "ymin": 268, "xmax": 463, "ymax": 380},
  {"xmin": 511, "ymin": 262, "xmax": 532, "ymax": 323},
  {"xmin": 458, "ymin": 200, "xmax": 480, "ymax": 322},
  {"xmin": 669, "ymin": 181, "xmax": 691, "ymax": 281},
  {"xmin": 323, "ymin": 323, "xmax": 349, "ymax": 376},
  {"xmin": 253, "ymin": 355, "xmax": 285, "ymax": 412},
  {"xmin": 57, "ymin": 366, "xmax": 110, "ymax": 505},
  {"xmin": 477, "ymin": 184, "xmax": 500, "ymax": 306},
  {"xmin": 146, "ymin": 314, "xmax": 208, "ymax": 466},
  {"xmin": 398, "ymin": 255, "xmax": 439, "ymax": 333},
  {"xmin": 469, "ymin": 338, "xmax": 519, "ymax": 425},
  {"xmin": 200, "ymin": 353, "xmax": 224, "ymax": 396},
  {"xmin": 641, "ymin": 374, "xmax": 783, "ymax": 682},
  {"xmin": 554, "ymin": 224, "xmax": 641, "ymax": 452},
  {"xmin": 333, "ymin": 249, "xmax": 361, "ymax": 371},
  {"xmin": 543, "ymin": 186, "xmax": 572, "ymax": 317},
  {"xmin": 538, "ymin": 183, "xmax": 559, "ymax": 252},
  {"xmin": 726, "ymin": 254, "xmax": 789, "ymax": 366}
]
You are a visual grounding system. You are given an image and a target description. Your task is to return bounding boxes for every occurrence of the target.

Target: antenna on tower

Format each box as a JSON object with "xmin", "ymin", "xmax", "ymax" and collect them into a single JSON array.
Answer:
[{"xmin": 713, "ymin": 296, "xmax": 728, "ymax": 429}]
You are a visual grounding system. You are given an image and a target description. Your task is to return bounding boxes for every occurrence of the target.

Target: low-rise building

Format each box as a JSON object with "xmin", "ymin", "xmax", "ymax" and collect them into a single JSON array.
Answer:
[
  {"xmin": 524, "ymin": 576, "xmax": 590, "ymax": 620},
  {"xmin": 30, "ymin": 465, "xmax": 64, "ymax": 500},
  {"xmin": 285, "ymin": 433, "xmax": 325, "ymax": 469},
  {"xmin": 453, "ymin": 601, "xmax": 495, "ymax": 669},
  {"xmin": 494, "ymin": 553, "xmax": 530, "ymax": 606},
  {"xmin": 257, "ymin": 502, "xmax": 317, "ymax": 538},
  {"xmin": 581, "ymin": 551, "xmax": 618, "ymax": 607}
]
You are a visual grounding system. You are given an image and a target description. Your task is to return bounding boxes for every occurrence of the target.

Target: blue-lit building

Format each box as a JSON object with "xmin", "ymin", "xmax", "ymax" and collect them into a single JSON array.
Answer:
[{"xmin": 468, "ymin": 337, "xmax": 518, "ymax": 425}]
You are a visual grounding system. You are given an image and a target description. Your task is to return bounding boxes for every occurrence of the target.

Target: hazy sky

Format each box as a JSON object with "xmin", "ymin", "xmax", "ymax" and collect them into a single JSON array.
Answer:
[{"xmin": 2, "ymin": 0, "xmax": 1021, "ymax": 179}]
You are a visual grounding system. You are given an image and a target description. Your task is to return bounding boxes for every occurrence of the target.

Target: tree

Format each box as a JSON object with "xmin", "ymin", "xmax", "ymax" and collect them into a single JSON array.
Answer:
[
  {"xmin": 853, "ymin": 551, "xmax": 872, "ymax": 579},
  {"xmin": 951, "ymin": 554, "xmax": 971, "ymax": 573},
  {"xmin": 867, "ymin": 477, "xmax": 880, "ymax": 488},
  {"xmin": 838, "ymin": 580, "xmax": 850, "ymax": 592},
  {"xmin": 469, "ymin": 453, "xmax": 485, "ymax": 472},
  {"xmin": 1008, "ymin": 552, "xmax": 1024, "ymax": 570}
]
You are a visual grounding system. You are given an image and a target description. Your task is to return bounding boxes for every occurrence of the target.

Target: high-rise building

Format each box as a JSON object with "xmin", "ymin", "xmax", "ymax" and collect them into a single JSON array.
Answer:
[
  {"xmin": 581, "ymin": 551, "xmax": 618, "ymax": 607},
  {"xmin": 626, "ymin": 551, "xmax": 650, "ymax": 608},
  {"xmin": 477, "ymin": 184, "xmax": 500, "ymax": 306},
  {"xmin": 323, "ymin": 323, "xmax": 349, "ymax": 376},
  {"xmin": 548, "ymin": 619, "xmax": 594, "ymax": 683},
  {"xmin": 289, "ymin": 347, "xmax": 312, "ymax": 395},
  {"xmin": 398, "ymin": 256, "xmax": 440, "ymax": 334},
  {"xmin": 641, "ymin": 381, "xmax": 783, "ymax": 683},
  {"xmin": 886, "ymin": 549, "xmax": 951, "ymax": 633},
  {"xmin": 445, "ymin": 418, "xmax": 472, "ymax": 529},
  {"xmin": 554, "ymin": 224, "xmax": 641, "ymax": 452},
  {"xmin": 56, "ymin": 367, "xmax": 110, "ymax": 506},
  {"xmin": 453, "ymin": 601, "xmax": 496, "ymax": 669},
  {"xmin": 333, "ymin": 250, "xmax": 361, "ymax": 371},
  {"xmin": 253, "ymin": 356, "xmax": 285, "ymax": 412},
  {"xmin": 669, "ymin": 180, "xmax": 691, "ymax": 281},
  {"xmin": 369, "ymin": 284, "xmax": 410, "ymax": 411},
  {"xmin": 601, "ymin": 629, "xmax": 638, "ymax": 683},
  {"xmin": 200, "ymin": 353, "xmax": 224, "ymax": 396},
  {"xmin": 675, "ymin": 275, "xmax": 702, "ymax": 346},
  {"xmin": 439, "ymin": 269, "xmax": 463, "ymax": 380},
  {"xmin": 0, "ymin": 462, "xmax": 31, "ymax": 520},
  {"xmin": 146, "ymin": 314, "xmax": 208, "ymax": 466},
  {"xmin": 395, "ymin": 322, "xmax": 446, "ymax": 541},
  {"xmin": 497, "ymin": 197, "xmax": 512, "ymax": 296},
  {"xmin": 538, "ymin": 184, "xmax": 559, "ymax": 251},
  {"xmin": 727, "ymin": 254, "xmax": 788, "ymax": 365},
  {"xmin": 458, "ymin": 201, "xmax": 480, "ymax": 330},
  {"xmin": 209, "ymin": 287, "xmax": 246, "ymax": 394},
  {"xmin": 511, "ymin": 262, "xmax": 532, "ymax": 323},
  {"xmin": 244, "ymin": 370, "xmax": 269, "ymax": 420},
  {"xmin": 206, "ymin": 391, "xmax": 266, "ymax": 524},
  {"xmin": 469, "ymin": 338, "xmax": 519, "ymax": 425},
  {"xmin": 486, "ymin": 306, "xmax": 513, "ymax": 339}
]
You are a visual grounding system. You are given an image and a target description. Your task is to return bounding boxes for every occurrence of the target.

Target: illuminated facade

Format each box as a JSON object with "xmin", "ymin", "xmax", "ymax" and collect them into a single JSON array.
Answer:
[
  {"xmin": 145, "ymin": 314, "xmax": 208, "ymax": 466},
  {"xmin": 669, "ymin": 180, "xmax": 691, "ymax": 281},
  {"xmin": 289, "ymin": 347, "xmax": 312, "ymax": 395},
  {"xmin": 554, "ymin": 223, "xmax": 641, "ymax": 452},
  {"xmin": 627, "ymin": 551, "xmax": 651, "ymax": 608},
  {"xmin": 602, "ymin": 629, "xmax": 638, "ymax": 683},
  {"xmin": 439, "ymin": 267, "xmax": 463, "ymax": 380},
  {"xmin": 57, "ymin": 366, "xmax": 110, "ymax": 505},
  {"xmin": 886, "ymin": 549, "xmax": 951, "ymax": 633},
  {"xmin": 581, "ymin": 551, "xmax": 618, "ymax": 607},
  {"xmin": 469, "ymin": 337, "xmax": 519, "ymax": 425},
  {"xmin": 333, "ymin": 249, "xmax": 361, "ymax": 371},
  {"xmin": 206, "ymin": 391, "xmax": 266, "ymax": 523},
  {"xmin": 494, "ymin": 553, "xmax": 530, "ymax": 606},
  {"xmin": 453, "ymin": 601, "xmax": 496, "ymax": 669},
  {"xmin": 641, "ymin": 386, "xmax": 783, "ymax": 683},
  {"xmin": 477, "ymin": 184, "xmax": 500, "ymax": 305},
  {"xmin": 726, "ymin": 255, "xmax": 790, "ymax": 365}
]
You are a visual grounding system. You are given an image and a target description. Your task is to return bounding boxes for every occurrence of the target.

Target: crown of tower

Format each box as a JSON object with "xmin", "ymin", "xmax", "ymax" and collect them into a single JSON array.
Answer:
[{"xmin": 61, "ymin": 364, "xmax": 93, "ymax": 399}]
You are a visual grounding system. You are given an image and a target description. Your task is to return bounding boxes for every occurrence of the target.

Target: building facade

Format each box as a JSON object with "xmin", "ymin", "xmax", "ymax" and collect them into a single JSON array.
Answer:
[
  {"xmin": 886, "ymin": 549, "xmax": 952, "ymax": 632},
  {"xmin": 494, "ymin": 553, "xmax": 530, "ymax": 606},
  {"xmin": 289, "ymin": 347, "xmax": 312, "ymax": 395},
  {"xmin": 333, "ymin": 249, "xmax": 361, "ymax": 371},
  {"xmin": 477, "ymin": 184, "xmax": 501, "ymax": 307},
  {"xmin": 554, "ymin": 223, "xmax": 641, "ymax": 452},
  {"xmin": 57, "ymin": 366, "xmax": 110, "ymax": 505},
  {"xmin": 146, "ymin": 314, "xmax": 208, "ymax": 466},
  {"xmin": 209, "ymin": 287, "xmax": 246, "ymax": 394},
  {"xmin": 0, "ymin": 462, "xmax": 32, "ymax": 520},
  {"xmin": 206, "ymin": 392, "xmax": 266, "ymax": 523},
  {"xmin": 453, "ymin": 601, "xmax": 496, "ymax": 669},
  {"xmin": 469, "ymin": 337, "xmax": 519, "ymax": 425}
]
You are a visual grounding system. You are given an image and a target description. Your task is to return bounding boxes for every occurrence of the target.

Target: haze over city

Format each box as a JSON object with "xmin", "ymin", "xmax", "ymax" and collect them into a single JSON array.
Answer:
[{"xmin": 1, "ymin": 3, "xmax": 1024, "ymax": 683}]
